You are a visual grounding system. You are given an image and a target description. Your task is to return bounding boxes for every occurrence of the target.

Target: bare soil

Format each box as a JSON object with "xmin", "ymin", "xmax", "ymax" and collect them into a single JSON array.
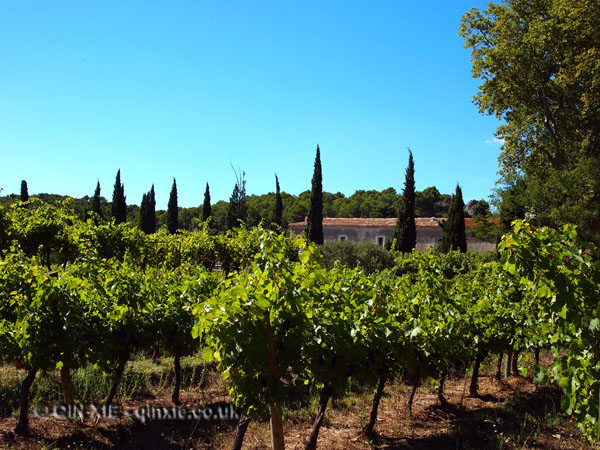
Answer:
[{"xmin": 0, "ymin": 356, "xmax": 594, "ymax": 450}]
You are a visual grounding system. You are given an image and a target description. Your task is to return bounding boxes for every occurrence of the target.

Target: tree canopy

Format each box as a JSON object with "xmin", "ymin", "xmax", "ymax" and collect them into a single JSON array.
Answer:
[{"xmin": 460, "ymin": 0, "xmax": 600, "ymax": 241}]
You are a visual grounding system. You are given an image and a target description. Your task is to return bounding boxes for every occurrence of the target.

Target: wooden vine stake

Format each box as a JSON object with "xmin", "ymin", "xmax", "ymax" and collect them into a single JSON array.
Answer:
[{"xmin": 265, "ymin": 311, "xmax": 285, "ymax": 450}]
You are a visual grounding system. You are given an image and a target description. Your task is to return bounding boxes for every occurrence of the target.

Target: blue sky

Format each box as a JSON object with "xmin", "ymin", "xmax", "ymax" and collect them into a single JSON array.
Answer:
[{"xmin": 0, "ymin": 1, "xmax": 502, "ymax": 209}]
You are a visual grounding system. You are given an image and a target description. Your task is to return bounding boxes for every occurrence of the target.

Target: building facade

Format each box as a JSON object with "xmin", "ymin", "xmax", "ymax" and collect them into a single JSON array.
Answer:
[{"xmin": 287, "ymin": 217, "xmax": 497, "ymax": 252}]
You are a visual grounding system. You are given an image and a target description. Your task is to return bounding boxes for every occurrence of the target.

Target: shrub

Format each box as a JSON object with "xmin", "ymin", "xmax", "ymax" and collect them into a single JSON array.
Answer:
[{"xmin": 320, "ymin": 241, "xmax": 395, "ymax": 274}]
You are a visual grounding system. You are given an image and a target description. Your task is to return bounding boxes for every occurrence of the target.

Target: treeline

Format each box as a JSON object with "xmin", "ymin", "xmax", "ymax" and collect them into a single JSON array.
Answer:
[{"xmin": 0, "ymin": 180, "xmax": 491, "ymax": 233}]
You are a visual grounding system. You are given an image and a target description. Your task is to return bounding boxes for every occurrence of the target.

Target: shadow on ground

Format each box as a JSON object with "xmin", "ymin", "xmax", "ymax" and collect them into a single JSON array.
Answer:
[{"xmin": 371, "ymin": 385, "xmax": 577, "ymax": 450}]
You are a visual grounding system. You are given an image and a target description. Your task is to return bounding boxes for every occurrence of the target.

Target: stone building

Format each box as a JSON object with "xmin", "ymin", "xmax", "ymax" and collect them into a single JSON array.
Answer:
[{"xmin": 287, "ymin": 217, "xmax": 498, "ymax": 252}]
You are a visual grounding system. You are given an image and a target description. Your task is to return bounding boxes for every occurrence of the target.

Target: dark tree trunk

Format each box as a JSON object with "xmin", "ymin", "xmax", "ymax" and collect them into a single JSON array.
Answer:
[
  {"xmin": 534, "ymin": 348, "xmax": 540, "ymax": 365},
  {"xmin": 496, "ymin": 352, "xmax": 503, "ymax": 380},
  {"xmin": 305, "ymin": 384, "xmax": 333, "ymax": 450},
  {"xmin": 15, "ymin": 368, "xmax": 38, "ymax": 436},
  {"xmin": 61, "ymin": 360, "xmax": 75, "ymax": 405},
  {"xmin": 105, "ymin": 352, "xmax": 128, "ymax": 405},
  {"xmin": 172, "ymin": 344, "xmax": 182, "ymax": 405},
  {"xmin": 231, "ymin": 414, "xmax": 251, "ymax": 450},
  {"xmin": 407, "ymin": 367, "xmax": 420, "ymax": 415},
  {"xmin": 438, "ymin": 373, "xmax": 448, "ymax": 406},
  {"xmin": 470, "ymin": 352, "xmax": 483, "ymax": 397},
  {"xmin": 512, "ymin": 349, "xmax": 520, "ymax": 377},
  {"xmin": 505, "ymin": 348, "xmax": 513, "ymax": 378},
  {"xmin": 363, "ymin": 376, "xmax": 386, "ymax": 437},
  {"xmin": 151, "ymin": 345, "xmax": 161, "ymax": 364}
]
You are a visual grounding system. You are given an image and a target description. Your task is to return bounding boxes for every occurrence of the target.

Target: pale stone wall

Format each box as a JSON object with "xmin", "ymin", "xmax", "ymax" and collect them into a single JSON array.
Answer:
[{"xmin": 288, "ymin": 224, "xmax": 496, "ymax": 253}]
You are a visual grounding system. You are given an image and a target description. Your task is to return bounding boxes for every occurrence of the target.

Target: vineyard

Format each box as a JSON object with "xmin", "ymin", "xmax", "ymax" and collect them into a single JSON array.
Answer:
[{"xmin": 0, "ymin": 199, "xmax": 599, "ymax": 449}]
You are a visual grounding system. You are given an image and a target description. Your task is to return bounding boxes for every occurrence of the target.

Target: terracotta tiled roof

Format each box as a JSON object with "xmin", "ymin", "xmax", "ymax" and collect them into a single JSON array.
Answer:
[{"xmin": 287, "ymin": 217, "xmax": 499, "ymax": 228}]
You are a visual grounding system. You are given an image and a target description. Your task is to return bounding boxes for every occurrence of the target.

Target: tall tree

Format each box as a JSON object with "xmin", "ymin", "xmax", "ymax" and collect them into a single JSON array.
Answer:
[
  {"xmin": 91, "ymin": 181, "xmax": 102, "ymax": 217},
  {"xmin": 139, "ymin": 185, "xmax": 156, "ymax": 234},
  {"xmin": 167, "ymin": 178, "xmax": 178, "ymax": 234},
  {"xmin": 306, "ymin": 145, "xmax": 323, "ymax": 244},
  {"xmin": 139, "ymin": 193, "xmax": 149, "ymax": 232},
  {"xmin": 20, "ymin": 180, "xmax": 29, "ymax": 202},
  {"xmin": 273, "ymin": 174, "xmax": 283, "ymax": 228},
  {"xmin": 202, "ymin": 182, "xmax": 212, "ymax": 222},
  {"xmin": 415, "ymin": 186, "xmax": 441, "ymax": 217},
  {"xmin": 148, "ymin": 184, "xmax": 156, "ymax": 233},
  {"xmin": 226, "ymin": 168, "xmax": 247, "ymax": 230},
  {"xmin": 499, "ymin": 179, "xmax": 526, "ymax": 235},
  {"xmin": 460, "ymin": 0, "xmax": 600, "ymax": 241},
  {"xmin": 111, "ymin": 170, "xmax": 127, "ymax": 224},
  {"xmin": 392, "ymin": 150, "xmax": 416, "ymax": 252},
  {"xmin": 439, "ymin": 184, "xmax": 467, "ymax": 253}
]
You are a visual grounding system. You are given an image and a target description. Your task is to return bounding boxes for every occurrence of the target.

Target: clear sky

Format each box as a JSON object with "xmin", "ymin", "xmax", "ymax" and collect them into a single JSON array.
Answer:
[{"xmin": 0, "ymin": 1, "xmax": 502, "ymax": 209}]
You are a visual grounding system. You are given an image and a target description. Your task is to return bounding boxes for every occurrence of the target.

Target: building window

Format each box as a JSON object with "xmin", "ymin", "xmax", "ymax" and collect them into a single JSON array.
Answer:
[
  {"xmin": 376, "ymin": 236, "xmax": 385, "ymax": 246},
  {"xmin": 338, "ymin": 235, "xmax": 347, "ymax": 242}
]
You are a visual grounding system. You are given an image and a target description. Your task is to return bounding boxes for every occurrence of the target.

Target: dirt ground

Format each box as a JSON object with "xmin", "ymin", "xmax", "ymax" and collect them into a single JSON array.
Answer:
[{"xmin": 0, "ymin": 359, "xmax": 595, "ymax": 450}]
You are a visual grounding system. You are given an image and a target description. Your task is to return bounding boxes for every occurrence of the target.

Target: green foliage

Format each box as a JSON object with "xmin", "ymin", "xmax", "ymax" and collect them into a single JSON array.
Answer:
[
  {"xmin": 500, "ymin": 220, "xmax": 600, "ymax": 442},
  {"xmin": 3, "ymin": 199, "xmax": 596, "ymax": 443},
  {"xmin": 194, "ymin": 230, "xmax": 310, "ymax": 419},
  {"xmin": 0, "ymin": 205, "xmax": 8, "ymax": 255},
  {"xmin": 320, "ymin": 241, "xmax": 395, "ymax": 274},
  {"xmin": 460, "ymin": 0, "xmax": 600, "ymax": 241},
  {"xmin": 306, "ymin": 145, "xmax": 323, "ymax": 244},
  {"xmin": 499, "ymin": 179, "xmax": 526, "ymax": 235},
  {"xmin": 439, "ymin": 185, "xmax": 467, "ymax": 253},
  {"xmin": 5, "ymin": 198, "xmax": 78, "ymax": 267}
]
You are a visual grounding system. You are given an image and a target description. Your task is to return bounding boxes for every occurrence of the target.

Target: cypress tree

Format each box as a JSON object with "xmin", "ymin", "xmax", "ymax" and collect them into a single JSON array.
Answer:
[
  {"xmin": 273, "ymin": 174, "xmax": 283, "ymax": 228},
  {"xmin": 439, "ymin": 184, "xmax": 467, "ymax": 253},
  {"xmin": 392, "ymin": 150, "xmax": 416, "ymax": 252},
  {"xmin": 306, "ymin": 145, "xmax": 323, "ymax": 244},
  {"xmin": 148, "ymin": 184, "xmax": 156, "ymax": 233},
  {"xmin": 139, "ymin": 186, "xmax": 156, "ymax": 235},
  {"xmin": 139, "ymin": 193, "xmax": 149, "ymax": 232},
  {"xmin": 20, "ymin": 180, "xmax": 29, "ymax": 202},
  {"xmin": 91, "ymin": 181, "xmax": 102, "ymax": 217},
  {"xmin": 111, "ymin": 170, "xmax": 127, "ymax": 224},
  {"xmin": 167, "ymin": 178, "xmax": 178, "ymax": 234},
  {"xmin": 202, "ymin": 183, "xmax": 211, "ymax": 221}
]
